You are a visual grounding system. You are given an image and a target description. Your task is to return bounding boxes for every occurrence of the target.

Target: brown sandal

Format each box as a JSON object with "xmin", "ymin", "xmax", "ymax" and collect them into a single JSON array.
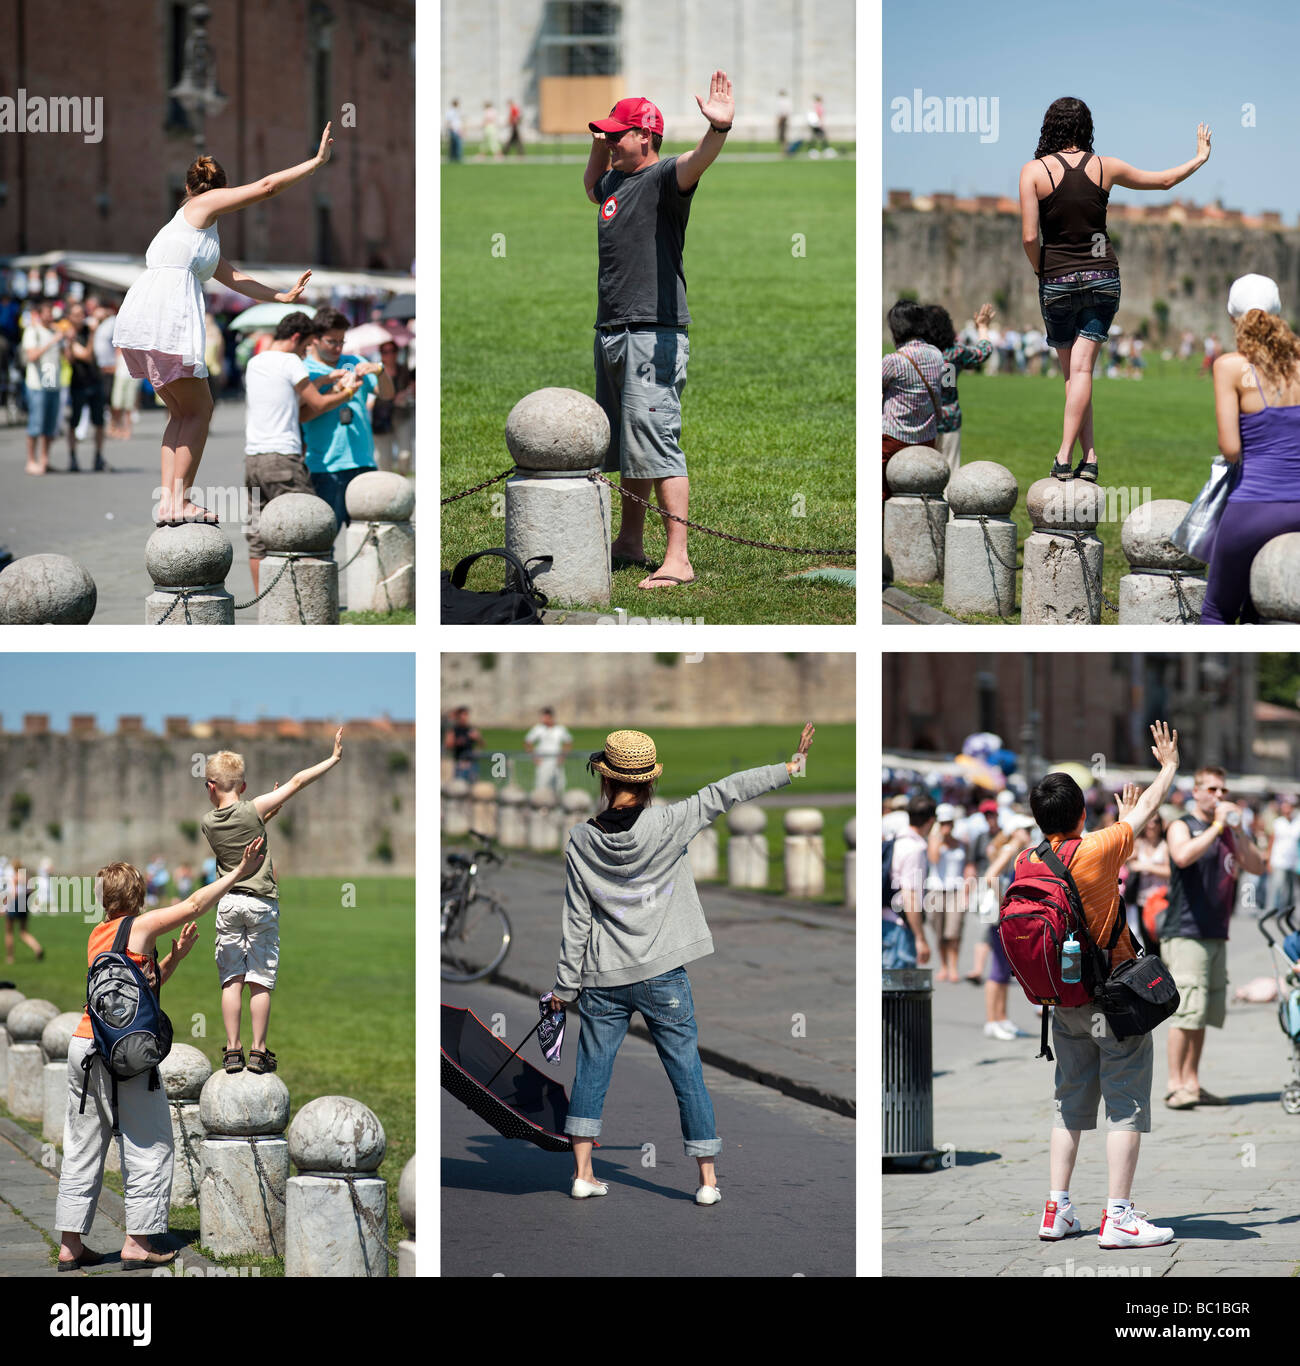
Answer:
[
  {"xmin": 223, "ymin": 1047, "xmax": 245, "ymax": 1073},
  {"xmin": 247, "ymin": 1048, "xmax": 277, "ymax": 1074}
]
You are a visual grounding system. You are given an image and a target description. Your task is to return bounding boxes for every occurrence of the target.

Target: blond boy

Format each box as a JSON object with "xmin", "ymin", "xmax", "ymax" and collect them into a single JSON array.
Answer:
[{"xmin": 200, "ymin": 728, "xmax": 343, "ymax": 1073}]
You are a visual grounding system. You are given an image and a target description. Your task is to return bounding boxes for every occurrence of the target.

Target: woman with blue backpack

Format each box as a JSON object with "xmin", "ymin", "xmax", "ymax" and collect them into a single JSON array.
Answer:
[{"xmin": 55, "ymin": 837, "xmax": 264, "ymax": 1272}]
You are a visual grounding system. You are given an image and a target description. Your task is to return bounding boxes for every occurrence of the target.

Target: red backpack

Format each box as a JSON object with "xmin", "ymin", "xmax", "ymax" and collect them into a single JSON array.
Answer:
[{"xmin": 997, "ymin": 838, "xmax": 1121, "ymax": 1060}]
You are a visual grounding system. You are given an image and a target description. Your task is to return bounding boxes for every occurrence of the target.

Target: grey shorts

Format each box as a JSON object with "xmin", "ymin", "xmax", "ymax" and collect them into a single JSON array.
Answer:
[
  {"xmin": 593, "ymin": 327, "xmax": 689, "ymax": 480},
  {"xmin": 214, "ymin": 891, "xmax": 280, "ymax": 989},
  {"xmin": 1051, "ymin": 1002, "xmax": 1153, "ymax": 1132}
]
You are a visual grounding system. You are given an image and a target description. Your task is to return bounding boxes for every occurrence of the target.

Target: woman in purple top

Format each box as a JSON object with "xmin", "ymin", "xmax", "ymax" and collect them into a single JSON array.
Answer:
[
  {"xmin": 1019, "ymin": 98, "xmax": 1211, "ymax": 483},
  {"xmin": 1205, "ymin": 298, "xmax": 1300, "ymax": 623}
]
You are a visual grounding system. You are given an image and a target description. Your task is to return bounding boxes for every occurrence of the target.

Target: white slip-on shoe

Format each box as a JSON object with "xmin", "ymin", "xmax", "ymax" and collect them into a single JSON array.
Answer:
[
  {"xmin": 695, "ymin": 1184, "xmax": 722, "ymax": 1206},
  {"xmin": 983, "ymin": 1020, "xmax": 1018, "ymax": 1042},
  {"xmin": 1039, "ymin": 1198, "xmax": 1082, "ymax": 1241},
  {"xmin": 570, "ymin": 1177, "xmax": 609, "ymax": 1199},
  {"xmin": 999, "ymin": 1019, "xmax": 1030, "ymax": 1038},
  {"xmin": 1098, "ymin": 1205, "xmax": 1174, "ymax": 1249}
]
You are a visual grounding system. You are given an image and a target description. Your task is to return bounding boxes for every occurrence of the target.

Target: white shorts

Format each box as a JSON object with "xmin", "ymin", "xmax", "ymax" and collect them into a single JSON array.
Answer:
[{"xmin": 214, "ymin": 891, "xmax": 280, "ymax": 989}]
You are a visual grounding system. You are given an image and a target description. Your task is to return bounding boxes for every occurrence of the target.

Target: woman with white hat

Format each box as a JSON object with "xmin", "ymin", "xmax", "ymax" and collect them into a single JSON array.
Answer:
[
  {"xmin": 926, "ymin": 804, "xmax": 967, "ymax": 982},
  {"xmin": 1203, "ymin": 275, "xmax": 1300, "ymax": 622},
  {"xmin": 549, "ymin": 722, "xmax": 815, "ymax": 1204}
]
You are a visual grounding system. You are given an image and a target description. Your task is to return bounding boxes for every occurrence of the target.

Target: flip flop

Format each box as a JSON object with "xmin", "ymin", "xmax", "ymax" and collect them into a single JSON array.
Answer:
[
  {"xmin": 639, "ymin": 575, "xmax": 696, "ymax": 589},
  {"xmin": 121, "ymin": 1248, "xmax": 178, "ymax": 1271},
  {"xmin": 57, "ymin": 1246, "xmax": 104, "ymax": 1271}
]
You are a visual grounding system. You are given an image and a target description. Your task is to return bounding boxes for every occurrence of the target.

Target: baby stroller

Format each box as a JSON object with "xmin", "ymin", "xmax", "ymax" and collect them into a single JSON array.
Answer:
[{"xmin": 1258, "ymin": 905, "xmax": 1300, "ymax": 1114}]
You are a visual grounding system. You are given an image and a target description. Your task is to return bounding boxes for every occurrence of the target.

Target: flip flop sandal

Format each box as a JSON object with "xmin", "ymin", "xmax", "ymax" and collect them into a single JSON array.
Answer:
[
  {"xmin": 639, "ymin": 575, "xmax": 696, "ymax": 589},
  {"xmin": 58, "ymin": 1247, "xmax": 104, "ymax": 1271},
  {"xmin": 121, "ymin": 1249, "xmax": 177, "ymax": 1271},
  {"xmin": 247, "ymin": 1048, "xmax": 277, "ymax": 1074},
  {"xmin": 223, "ymin": 1048, "xmax": 246, "ymax": 1074},
  {"xmin": 1074, "ymin": 459, "xmax": 1099, "ymax": 482},
  {"xmin": 1050, "ymin": 460, "xmax": 1075, "ymax": 481}
]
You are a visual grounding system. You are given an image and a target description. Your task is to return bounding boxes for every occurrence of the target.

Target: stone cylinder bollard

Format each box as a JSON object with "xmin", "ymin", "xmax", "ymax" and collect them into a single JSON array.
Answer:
[
  {"xmin": 469, "ymin": 781, "xmax": 498, "ymax": 838},
  {"xmin": 161, "ymin": 1044, "xmax": 212, "ymax": 1207},
  {"xmin": 727, "ymin": 804, "xmax": 769, "ymax": 889},
  {"xmin": 398, "ymin": 1154, "xmax": 416, "ymax": 1277},
  {"xmin": 145, "ymin": 523, "xmax": 235, "ymax": 624},
  {"xmin": 497, "ymin": 784, "xmax": 529, "ymax": 849},
  {"xmin": 528, "ymin": 789, "xmax": 560, "ymax": 852},
  {"xmin": 884, "ymin": 447, "xmax": 949, "ymax": 584},
  {"xmin": 1250, "ymin": 532, "xmax": 1300, "ymax": 623},
  {"xmin": 784, "ymin": 809, "xmax": 826, "ymax": 898},
  {"xmin": 1022, "ymin": 478, "xmax": 1105, "ymax": 624},
  {"xmin": 41, "ymin": 1012, "xmax": 82, "ymax": 1144},
  {"xmin": 844, "ymin": 818, "xmax": 856, "ymax": 911},
  {"xmin": 562, "ymin": 789, "xmax": 594, "ymax": 850},
  {"xmin": 689, "ymin": 827, "xmax": 720, "ymax": 881},
  {"xmin": 0, "ymin": 987, "xmax": 25, "ymax": 1096},
  {"xmin": 285, "ymin": 1095, "xmax": 388, "ymax": 1277},
  {"xmin": 442, "ymin": 779, "xmax": 471, "ymax": 836},
  {"xmin": 943, "ymin": 461, "xmax": 1019, "ymax": 617},
  {"xmin": 1118, "ymin": 499, "xmax": 1205, "ymax": 624},
  {"xmin": 504, "ymin": 387, "xmax": 612, "ymax": 608},
  {"xmin": 257, "ymin": 493, "xmax": 339, "ymax": 625},
  {"xmin": 0, "ymin": 554, "xmax": 97, "ymax": 623},
  {"xmin": 344, "ymin": 471, "xmax": 415, "ymax": 613},
  {"xmin": 7, "ymin": 999, "xmax": 58, "ymax": 1122},
  {"xmin": 198, "ymin": 1070, "xmax": 291, "ymax": 1258}
]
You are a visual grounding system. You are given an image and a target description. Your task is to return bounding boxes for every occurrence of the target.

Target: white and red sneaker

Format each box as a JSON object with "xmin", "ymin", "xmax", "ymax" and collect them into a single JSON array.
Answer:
[
  {"xmin": 1039, "ymin": 1198, "xmax": 1082, "ymax": 1241},
  {"xmin": 1098, "ymin": 1204, "xmax": 1174, "ymax": 1249}
]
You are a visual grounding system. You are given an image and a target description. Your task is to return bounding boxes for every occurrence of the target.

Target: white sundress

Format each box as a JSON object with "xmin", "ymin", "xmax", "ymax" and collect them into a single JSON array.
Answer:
[{"xmin": 114, "ymin": 204, "xmax": 221, "ymax": 376}]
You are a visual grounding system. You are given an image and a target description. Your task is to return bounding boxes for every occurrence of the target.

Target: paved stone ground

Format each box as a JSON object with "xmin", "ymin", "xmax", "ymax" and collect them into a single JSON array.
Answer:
[
  {"xmin": 455, "ymin": 847, "xmax": 856, "ymax": 1114},
  {"xmin": 884, "ymin": 922, "xmax": 1300, "ymax": 1277},
  {"xmin": 0, "ymin": 1113, "xmax": 216, "ymax": 1277},
  {"xmin": 0, "ymin": 401, "xmax": 361, "ymax": 624}
]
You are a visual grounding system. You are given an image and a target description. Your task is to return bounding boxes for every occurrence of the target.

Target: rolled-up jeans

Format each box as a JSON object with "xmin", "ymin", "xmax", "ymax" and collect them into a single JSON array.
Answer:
[{"xmin": 564, "ymin": 966, "xmax": 721, "ymax": 1157}]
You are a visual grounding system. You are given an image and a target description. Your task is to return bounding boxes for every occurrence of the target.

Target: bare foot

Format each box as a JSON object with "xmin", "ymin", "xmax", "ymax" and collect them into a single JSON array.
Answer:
[{"xmin": 638, "ymin": 560, "xmax": 694, "ymax": 589}]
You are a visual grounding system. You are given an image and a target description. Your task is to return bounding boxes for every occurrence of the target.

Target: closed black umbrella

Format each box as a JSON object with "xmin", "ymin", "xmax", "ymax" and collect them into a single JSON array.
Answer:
[
  {"xmin": 380, "ymin": 293, "xmax": 416, "ymax": 322},
  {"xmin": 442, "ymin": 1003, "xmax": 587, "ymax": 1153}
]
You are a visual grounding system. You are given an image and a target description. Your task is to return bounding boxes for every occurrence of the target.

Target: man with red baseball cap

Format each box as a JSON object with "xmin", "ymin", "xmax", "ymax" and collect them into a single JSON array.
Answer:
[{"xmin": 584, "ymin": 71, "xmax": 735, "ymax": 591}]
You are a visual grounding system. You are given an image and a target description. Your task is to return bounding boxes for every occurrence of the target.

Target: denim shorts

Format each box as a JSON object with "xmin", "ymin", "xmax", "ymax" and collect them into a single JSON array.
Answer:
[
  {"xmin": 593, "ymin": 327, "xmax": 689, "ymax": 480},
  {"xmin": 26, "ymin": 385, "xmax": 60, "ymax": 438},
  {"xmin": 1039, "ymin": 271, "xmax": 1120, "ymax": 349}
]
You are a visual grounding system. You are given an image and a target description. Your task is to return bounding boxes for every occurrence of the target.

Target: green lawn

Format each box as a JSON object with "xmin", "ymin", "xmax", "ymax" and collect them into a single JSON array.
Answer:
[
  {"xmin": 890, "ymin": 356, "xmax": 1220, "ymax": 623},
  {"xmin": 443, "ymin": 159, "xmax": 855, "ymax": 624},
  {"xmin": 5, "ymin": 875, "xmax": 413, "ymax": 1274}
]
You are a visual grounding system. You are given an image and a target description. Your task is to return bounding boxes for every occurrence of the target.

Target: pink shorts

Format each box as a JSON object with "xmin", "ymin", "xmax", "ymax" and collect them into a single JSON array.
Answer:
[{"xmin": 119, "ymin": 348, "xmax": 202, "ymax": 389}]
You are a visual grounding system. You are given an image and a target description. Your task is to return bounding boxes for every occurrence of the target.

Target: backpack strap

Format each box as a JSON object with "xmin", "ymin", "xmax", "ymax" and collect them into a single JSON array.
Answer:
[
  {"xmin": 451, "ymin": 547, "xmax": 534, "ymax": 592},
  {"xmin": 110, "ymin": 915, "xmax": 133, "ymax": 953},
  {"xmin": 78, "ymin": 1049, "xmax": 95, "ymax": 1116},
  {"xmin": 1038, "ymin": 1008, "xmax": 1053, "ymax": 1064}
]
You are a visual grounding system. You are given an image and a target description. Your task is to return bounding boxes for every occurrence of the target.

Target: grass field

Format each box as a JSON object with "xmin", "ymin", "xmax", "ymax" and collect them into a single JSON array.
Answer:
[
  {"xmin": 3, "ymin": 875, "xmax": 413, "ymax": 1274},
  {"xmin": 442, "ymin": 159, "xmax": 855, "ymax": 624},
  {"xmin": 890, "ymin": 356, "xmax": 1220, "ymax": 623}
]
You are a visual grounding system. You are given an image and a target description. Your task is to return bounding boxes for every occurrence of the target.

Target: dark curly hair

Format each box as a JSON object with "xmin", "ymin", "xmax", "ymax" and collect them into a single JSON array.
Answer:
[
  {"xmin": 919, "ymin": 304, "xmax": 956, "ymax": 352},
  {"xmin": 1034, "ymin": 97, "xmax": 1094, "ymax": 159}
]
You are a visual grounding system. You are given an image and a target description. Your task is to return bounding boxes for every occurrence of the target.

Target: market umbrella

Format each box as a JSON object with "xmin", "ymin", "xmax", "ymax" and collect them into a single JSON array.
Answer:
[
  {"xmin": 229, "ymin": 302, "xmax": 310, "ymax": 333},
  {"xmin": 380, "ymin": 293, "xmax": 416, "ymax": 322},
  {"xmin": 441, "ymin": 1003, "xmax": 583, "ymax": 1153},
  {"xmin": 343, "ymin": 322, "xmax": 394, "ymax": 354}
]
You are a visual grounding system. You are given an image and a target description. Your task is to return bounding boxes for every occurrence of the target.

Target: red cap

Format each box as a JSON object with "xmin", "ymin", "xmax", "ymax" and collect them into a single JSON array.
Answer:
[
  {"xmin": 978, "ymin": 799, "xmax": 999, "ymax": 814},
  {"xmin": 590, "ymin": 97, "xmax": 664, "ymax": 136}
]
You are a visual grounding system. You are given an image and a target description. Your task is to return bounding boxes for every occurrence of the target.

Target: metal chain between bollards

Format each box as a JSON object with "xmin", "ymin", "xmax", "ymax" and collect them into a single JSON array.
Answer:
[
  {"xmin": 917, "ymin": 493, "xmax": 944, "ymax": 570},
  {"xmin": 1056, "ymin": 530, "xmax": 1119, "ymax": 617},
  {"xmin": 1139, "ymin": 566, "xmax": 1199, "ymax": 624},
  {"xmin": 151, "ymin": 582, "xmax": 225, "ymax": 625},
  {"xmin": 230, "ymin": 557, "xmax": 292, "ymax": 612},
  {"xmin": 335, "ymin": 523, "xmax": 379, "ymax": 572},
  {"xmin": 977, "ymin": 515, "xmax": 1022, "ymax": 571},
  {"xmin": 441, "ymin": 469, "xmax": 513, "ymax": 506},
  {"xmin": 341, "ymin": 1173, "xmax": 404, "ymax": 1262},
  {"xmin": 588, "ymin": 471, "xmax": 854, "ymax": 557},
  {"xmin": 174, "ymin": 1103, "xmax": 202, "ymax": 1195}
]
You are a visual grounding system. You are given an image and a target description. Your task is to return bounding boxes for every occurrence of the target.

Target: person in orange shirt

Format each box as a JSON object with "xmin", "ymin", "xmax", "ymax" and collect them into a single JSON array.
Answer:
[{"xmin": 1028, "ymin": 720, "xmax": 1181, "ymax": 1250}]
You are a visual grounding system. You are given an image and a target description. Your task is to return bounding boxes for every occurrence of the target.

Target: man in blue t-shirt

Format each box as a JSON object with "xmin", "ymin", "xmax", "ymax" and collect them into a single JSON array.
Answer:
[
  {"xmin": 583, "ymin": 72, "xmax": 734, "ymax": 593},
  {"xmin": 300, "ymin": 308, "xmax": 394, "ymax": 527}
]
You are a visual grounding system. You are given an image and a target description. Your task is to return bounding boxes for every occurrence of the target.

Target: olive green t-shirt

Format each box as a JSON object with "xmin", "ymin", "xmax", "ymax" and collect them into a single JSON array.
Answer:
[{"xmin": 200, "ymin": 799, "xmax": 277, "ymax": 898}]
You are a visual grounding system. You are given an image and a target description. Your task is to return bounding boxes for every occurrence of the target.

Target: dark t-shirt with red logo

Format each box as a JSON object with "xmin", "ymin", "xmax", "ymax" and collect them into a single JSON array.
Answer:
[
  {"xmin": 1162, "ymin": 814, "xmax": 1238, "ymax": 940},
  {"xmin": 594, "ymin": 155, "xmax": 695, "ymax": 330}
]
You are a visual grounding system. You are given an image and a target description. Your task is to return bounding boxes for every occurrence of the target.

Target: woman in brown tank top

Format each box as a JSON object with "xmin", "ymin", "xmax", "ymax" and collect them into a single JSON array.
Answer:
[{"xmin": 1018, "ymin": 98, "xmax": 1211, "ymax": 482}]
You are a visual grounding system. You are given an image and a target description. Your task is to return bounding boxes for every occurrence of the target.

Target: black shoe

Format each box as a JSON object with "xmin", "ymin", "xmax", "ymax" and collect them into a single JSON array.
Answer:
[
  {"xmin": 68, "ymin": 456, "xmax": 80, "ymax": 473},
  {"xmin": 1074, "ymin": 457, "xmax": 1099, "ymax": 483},
  {"xmin": 94, "ymin": 455, "xmax": 109, "ymax": 472},
  {"xmin": 1050, "ymin": 460, "xmax": 1074, "ymax": 481}
]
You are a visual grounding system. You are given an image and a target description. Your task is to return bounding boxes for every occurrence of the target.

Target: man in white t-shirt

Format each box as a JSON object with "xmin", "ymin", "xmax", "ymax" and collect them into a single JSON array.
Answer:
[
  {"xmin": 22, "ymin": 299, "xmax": 64, "ymax": 475},
  {"xmin": 242, "ymin": 311, "xmax": 358, "ymax": 591},
  {"xmin": 1267, "ymin": 794, "xmax": 1300, "ymax": 913},
  {"xmin": 524, "ymin": 708, "xmax": 573, "ymax": 796},
  {"xmin": 885, "ymin": 796, "xmax": 936, "ymax": 969}
]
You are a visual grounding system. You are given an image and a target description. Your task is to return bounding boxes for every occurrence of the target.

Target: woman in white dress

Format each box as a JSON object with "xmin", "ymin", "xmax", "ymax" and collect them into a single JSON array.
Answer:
[{"xmin": 114, "ymin": 123, "xmax": 334, "ymax": 524}]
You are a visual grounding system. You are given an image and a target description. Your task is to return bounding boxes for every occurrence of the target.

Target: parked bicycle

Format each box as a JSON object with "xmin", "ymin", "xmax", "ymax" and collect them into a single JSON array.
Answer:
[{"xmin": 441, "ymin": 829, "xmax": 513, "ymax": 982}]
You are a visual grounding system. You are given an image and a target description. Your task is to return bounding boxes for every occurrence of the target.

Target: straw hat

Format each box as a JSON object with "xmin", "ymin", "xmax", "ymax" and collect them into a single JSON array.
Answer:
[{"xmin": 586, "ymin": 730, "xmax": 663, "ymax": 784}]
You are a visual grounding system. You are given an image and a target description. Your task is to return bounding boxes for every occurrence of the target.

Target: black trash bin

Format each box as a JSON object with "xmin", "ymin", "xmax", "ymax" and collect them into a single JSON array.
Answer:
[{"xmin": 882, "ymin": 966, "xmax": 939, "ymax": 1169}]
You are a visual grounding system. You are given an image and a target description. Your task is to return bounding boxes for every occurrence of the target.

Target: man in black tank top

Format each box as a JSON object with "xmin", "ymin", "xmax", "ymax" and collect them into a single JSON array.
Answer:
[{"xmin": 1161, "ymin": 767, "xmax": 1264, "ymax": 1110}]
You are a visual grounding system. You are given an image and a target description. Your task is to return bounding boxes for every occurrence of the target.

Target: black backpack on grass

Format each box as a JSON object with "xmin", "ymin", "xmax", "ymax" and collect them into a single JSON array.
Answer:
[{"xmin": 441, "ymin": 548, "xmax": 550, "ymax": 624}]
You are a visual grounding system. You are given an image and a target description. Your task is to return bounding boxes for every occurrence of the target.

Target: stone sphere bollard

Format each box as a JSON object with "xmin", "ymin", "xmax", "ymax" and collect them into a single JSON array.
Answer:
[
  {"xmin": 344, "ymin": 471, "xmax": 415, "ymax": 614},
  {"xmin": 7, "ymin": 999, "xmax": 59, "ymax": 1122},
  {"xmin": 285, "ymin": 1095, "xmax": 388, "ymax": 1278},
  {"xmin": 884, "ymin": 447, "xmax": 949, "ymax": 584},
  {"xmin": 145, "ymin": 523, "xmax": 235, "ymax": 624},
  {"xmin": 0, "ymin": 554, "xmax": 97, "ymax": 624},
  {"xmin": 0, "ymin": 987, "xmax": 25, "ymax": 1096},
  {"xmin": 442, "ymin": 779, "xmax": 471, "ymax": 836},
  {"xmin": 943, "ymin": 461, "xmax": 1019, "ymax": 617},
  {"xmin": 562, "ymin": 789, "xmax": 594, "ymax": 850},
  {"xmin": 497, "ymin": 784, "xmax": 529, "ymax": 849},
  {"xmin": 1250, "ymin": 532, "xmax": 1300, "ymax": 623},
  {"xmin": 1022, "ymin": 478, "xmax": 1105, "ymax": 624},
  {"xmin": 783, "ymin": 809, "xmax": 826, "ymax": 898},
  {"xmin": 726, "ymin": 804, "xmax": 769, "ymax": 889},
  {"xmin": 160, "ymin": 1044, "xmax": 213, "ymax": 1207},
  {"xmin": 504, "ymin": 387, "xmax": 612, "ymax": 608},
  {"xmin": 41, "ymin": 1011, "xmax": 82, "ymax": 1144},
  {"xmin": 198, "ymin": 1070, "xmax": 291, "ymax": 1258},
  {"xmin": 397, "ymin": 1154, "xmax": 416, "ymax": 1277},
  {"xmin": 257, "ymin": 493, "xmax": 339, "ymax": 624},
  {"xmin": 1118, "ymin": 499, "xmax": 1205, "ymax": 624},
  {"xmin": 528, "ymin": 789, "xmax": 561, "ymax": 852},
  {"xmin": 470, "ymin": 781, "xmax": 499, "ymax": 838},
  {"xmin": 844, "ymin": 818, "xmax": 857, "ymax": 911}
]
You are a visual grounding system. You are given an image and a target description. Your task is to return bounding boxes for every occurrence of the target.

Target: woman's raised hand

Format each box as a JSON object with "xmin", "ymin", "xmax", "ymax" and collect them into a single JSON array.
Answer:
[
  {"xmin": 317, "ymin": 122, "xmax": 334, "ymax": 166},
  {"xmin": 1196, "ymin": 122, "xmax": 1212, "ymax": 164},
  {"xmin": 275, "ymin": 270, "xmax": 312, "ymax": 304},
  {"xmin": 787, "ymin": 721, "xmax": 815, "ymax": 775}
]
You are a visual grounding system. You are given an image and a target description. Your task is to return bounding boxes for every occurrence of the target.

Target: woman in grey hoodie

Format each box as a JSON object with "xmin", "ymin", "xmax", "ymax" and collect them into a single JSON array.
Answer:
[{"xmin": 550, "ymin": 722, "xmax": 815, "ymax": 1204}]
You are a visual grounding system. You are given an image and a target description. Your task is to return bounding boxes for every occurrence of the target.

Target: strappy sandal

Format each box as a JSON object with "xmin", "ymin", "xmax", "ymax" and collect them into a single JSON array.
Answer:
[
  {"xmin": 247, "ymin": 1048, "xmax": 277, "ymax": 1074},
  {"xmin": 1050, "ymin": 459, "xmax": 1074, "ymax": 481},
  {"xmin": 222, "ymin": 1047, "xmax": 245, "ymax": 1074},
  {"xmin": 1074, "ymin": 457, "xmax": 1099, "ymax": 482}
]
